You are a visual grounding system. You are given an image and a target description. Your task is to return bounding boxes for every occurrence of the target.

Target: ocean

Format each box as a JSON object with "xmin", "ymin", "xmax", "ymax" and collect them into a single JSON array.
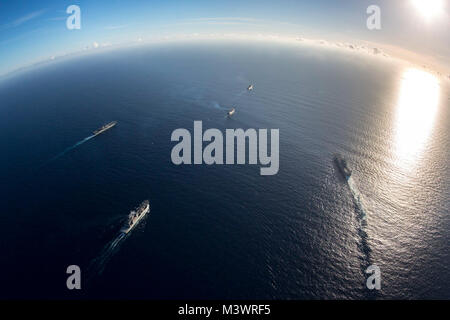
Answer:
[{"xmin": 0, "ymin": 40, "xmax": 449, "ymax": 299}]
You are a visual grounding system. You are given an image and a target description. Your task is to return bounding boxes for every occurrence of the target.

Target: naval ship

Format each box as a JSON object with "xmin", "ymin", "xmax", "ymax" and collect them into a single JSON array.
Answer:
[
  {"xmin": 120, "ymin": 200, "xmax": 150, "ymax": 234},
  {"xmin": 93, "ymin": 121, "xmax": 117, "ymax": 136},
  {"xmin": 333, "ymin": 154, "xmax": 352, "ymax": 180}
]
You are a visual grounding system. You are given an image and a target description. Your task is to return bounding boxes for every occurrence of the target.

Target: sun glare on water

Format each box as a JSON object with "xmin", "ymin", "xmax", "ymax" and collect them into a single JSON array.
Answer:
[{"xmin": 394, "ymin": 69, "xmax": 440, "ymax": 170}]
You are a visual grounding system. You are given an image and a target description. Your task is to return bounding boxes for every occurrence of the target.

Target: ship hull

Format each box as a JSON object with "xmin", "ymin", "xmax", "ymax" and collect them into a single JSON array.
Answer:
[
  {"xmin": 93, "ymin": 121, "xmax": 117, "ymax": 136},
  {"xmin": 120, "ymin": 203, "xmax": 150, "ymax": 234},
  {"xmin": 333, "ymin": 155, "xmax": 351, "ymax": 180}
]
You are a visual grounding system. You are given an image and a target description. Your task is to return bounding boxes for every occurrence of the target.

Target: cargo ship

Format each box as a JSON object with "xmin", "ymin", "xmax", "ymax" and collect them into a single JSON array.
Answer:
[
  {"xmin": 93, "ymin": 121, "xmax": 117, "ymax": 136},
  {"xmin": 333, "ymin": 154, "xmax": 352, "ymax": 180},
  {"xmin": 120, "ymin": 200, "xmax": 150, "ymax": 234}
]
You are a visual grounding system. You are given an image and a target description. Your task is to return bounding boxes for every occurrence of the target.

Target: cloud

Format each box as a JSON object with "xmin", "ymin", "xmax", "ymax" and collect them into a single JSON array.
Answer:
[
  {"xmin": 372, "ymin": 47, "xmax": 382, "ymax": 55},
  {"xmin": 6, "ymin": 9, "xmax": 46, "ymax": 28}
]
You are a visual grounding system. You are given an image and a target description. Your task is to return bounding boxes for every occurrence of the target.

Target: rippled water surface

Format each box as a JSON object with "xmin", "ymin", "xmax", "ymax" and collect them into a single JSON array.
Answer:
[{"xmin": 0, "ymin": 41, "xmax": 449, "ymax": 299}]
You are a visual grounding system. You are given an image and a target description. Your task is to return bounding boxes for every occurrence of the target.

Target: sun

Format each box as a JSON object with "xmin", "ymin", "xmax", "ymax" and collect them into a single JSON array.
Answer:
[{"xmin": 411, "ymin": 0, "xmax": 445, "ymax": 20}]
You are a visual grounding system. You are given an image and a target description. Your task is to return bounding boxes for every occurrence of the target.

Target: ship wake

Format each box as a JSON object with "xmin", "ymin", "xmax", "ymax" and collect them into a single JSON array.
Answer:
[
  {"xmin": 347, "ymin": 177, "xmax": 367, "ymax": 219},
  {"xmin": 346, "ymin": 176, "xmax": 375, "ymax": 293},
  {"xmin": 87, "ymin": 206, "xmax": 148, "ymax": 283},
  {"xmin": 232, "ymin": 89, "xmax": 247, "ymax": 102},
  {"xmin": 46, "ymin": 134, "xmax": 95, "ymax": 163},
  {"xmin": 88, "ymin": 232, "xmax": 127, "ymax": 278}
]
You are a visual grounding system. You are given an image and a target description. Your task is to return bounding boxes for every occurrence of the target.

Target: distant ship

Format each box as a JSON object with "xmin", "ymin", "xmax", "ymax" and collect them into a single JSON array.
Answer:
[
  {"xmin": 227, "ymin": 107, "xmax": 236, "ymax": 116},
  {"xmin": 120, "ymin": 200, "xmax": 150, "ymax": 234},
  {"xmin": 93, "ymin": 121, "xmax": 117, "ymax": 136},
  {"xmin": 247, "ymin": 84, "xmax": 254, "ymax": 91},
  {"xmin": 333, "ymin": 154, "xmax": 352, "ymax": 180}
]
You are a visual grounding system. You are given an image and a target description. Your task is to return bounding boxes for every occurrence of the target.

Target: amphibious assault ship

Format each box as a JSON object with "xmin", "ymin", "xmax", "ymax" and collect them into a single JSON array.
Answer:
[
  {"xmin": 93, "ymin": 121, "xmax": 117, "ymax": 136},
  {"xmin": 120, "ymin": 200, "xmax": 150, "ymax": 234}
]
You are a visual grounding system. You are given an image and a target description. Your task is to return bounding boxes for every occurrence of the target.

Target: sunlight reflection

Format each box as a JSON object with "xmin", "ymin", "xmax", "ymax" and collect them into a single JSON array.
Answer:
[{"xmin": 394, "ymin": 69, "xmax": 440, "ymax": 170}]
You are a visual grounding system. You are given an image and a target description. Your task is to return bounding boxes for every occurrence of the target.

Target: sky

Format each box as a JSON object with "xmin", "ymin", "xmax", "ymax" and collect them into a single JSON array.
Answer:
[{"xmin": 0, "ymin": 0, "xmax": 449, "ymax": 76}]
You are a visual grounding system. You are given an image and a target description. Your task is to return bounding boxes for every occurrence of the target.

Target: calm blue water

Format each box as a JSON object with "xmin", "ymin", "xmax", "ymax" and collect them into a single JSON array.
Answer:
[{"xmin": 0, "ymin": 41, "xmax": 449, "ymax": 299}]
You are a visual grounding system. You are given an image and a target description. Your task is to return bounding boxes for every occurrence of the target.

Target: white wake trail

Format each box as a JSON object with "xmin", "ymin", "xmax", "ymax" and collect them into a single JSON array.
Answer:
[
  {"xmin": 345, "ymin": 175, "xmax": 374, "ymax": 279},
  {"xmin": 88, "ymin": 232, "xmax": 127, "ymax": 277},
  {"xmin": 47, "ymin": 134, "xmax": 95, "ymax": 163},
  {"xmin": 347, "ymin": 176, "xmax": 367, "ymax": 220}
]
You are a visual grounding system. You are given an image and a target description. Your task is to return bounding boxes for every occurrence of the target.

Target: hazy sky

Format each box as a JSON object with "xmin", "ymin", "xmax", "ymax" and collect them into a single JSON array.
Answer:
[{"xmin": 0, "ymin": 0, "xmax": 448, "ymax": 75}]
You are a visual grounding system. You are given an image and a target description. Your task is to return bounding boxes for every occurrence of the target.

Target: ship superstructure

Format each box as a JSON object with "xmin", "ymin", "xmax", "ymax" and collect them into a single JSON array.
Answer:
[
  {"xmin": 120, "ymin": 200, "xmax": 150, "ymax": 234},
  {"xmin": 227, "ymin": 108, "xmax": 236, "ymax": 116}
]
